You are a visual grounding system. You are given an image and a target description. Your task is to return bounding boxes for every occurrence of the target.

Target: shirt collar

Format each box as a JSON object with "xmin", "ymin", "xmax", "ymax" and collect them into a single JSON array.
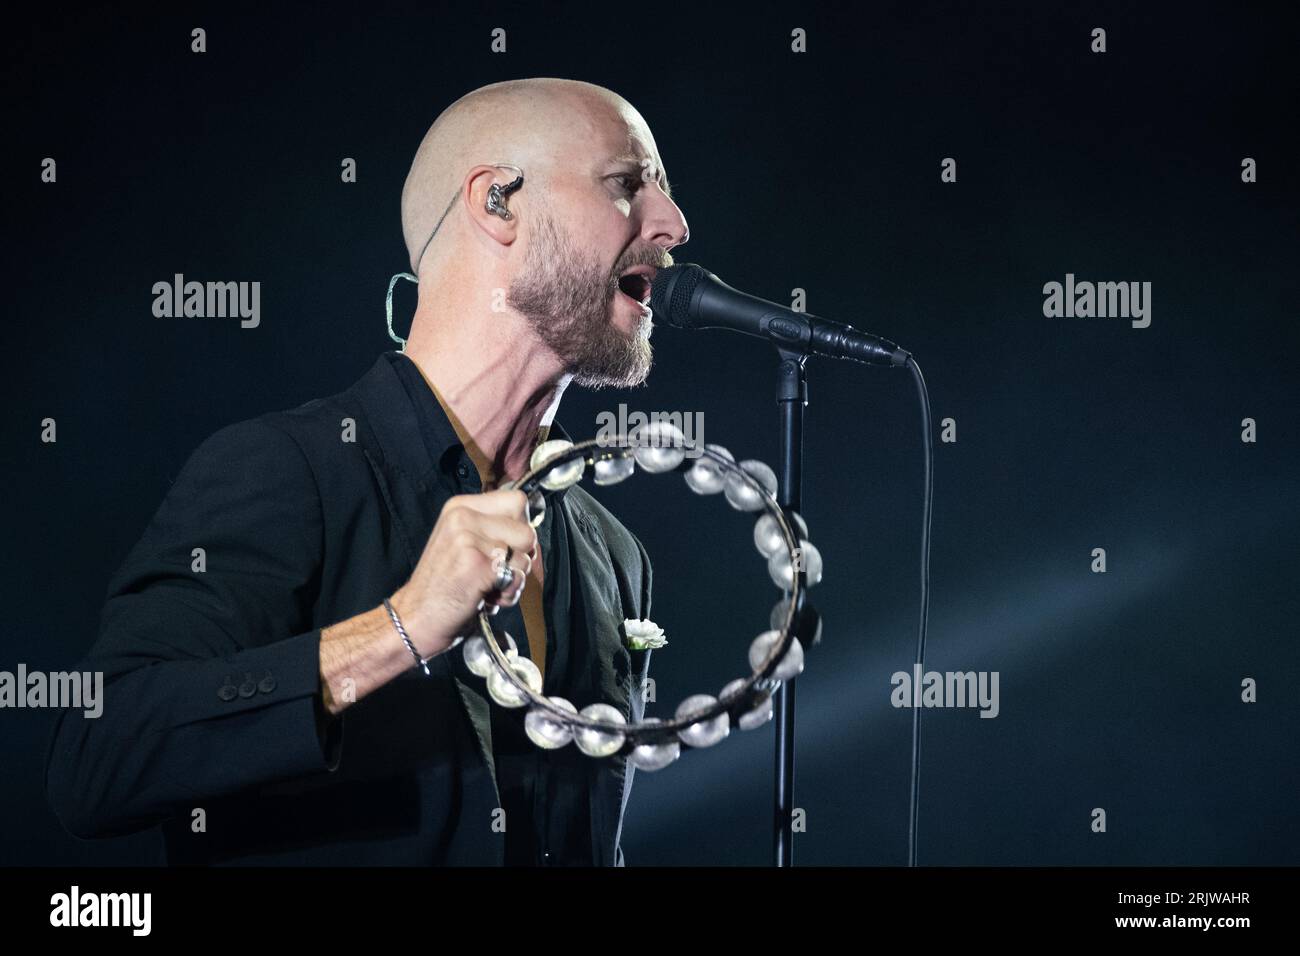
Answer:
[{"xmin": 387, "ymin": 351, "xmax": 577, "ymax": 495}]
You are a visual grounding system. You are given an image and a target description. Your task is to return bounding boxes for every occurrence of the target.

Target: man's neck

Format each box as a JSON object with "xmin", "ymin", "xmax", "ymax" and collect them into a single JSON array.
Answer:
[{"xmin": 403, "ymin": 315, "xmax": 569, "ymax": 488}]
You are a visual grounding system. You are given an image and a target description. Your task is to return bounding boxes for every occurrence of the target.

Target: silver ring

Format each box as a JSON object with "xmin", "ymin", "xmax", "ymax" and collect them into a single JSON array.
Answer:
[{"xmin": 493, "ymin": 561, "xmax": 516, "ymax": 592}]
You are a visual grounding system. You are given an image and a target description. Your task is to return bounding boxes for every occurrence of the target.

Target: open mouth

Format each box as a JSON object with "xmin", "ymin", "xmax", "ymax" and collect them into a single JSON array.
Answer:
[{"xmin": 616, "ymin": 268, "xmax": 655, "ymax": 307}]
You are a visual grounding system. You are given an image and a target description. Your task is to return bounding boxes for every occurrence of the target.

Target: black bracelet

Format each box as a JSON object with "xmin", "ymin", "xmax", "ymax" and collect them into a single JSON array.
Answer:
[{"xmin": 383, "ymin": 597, "xmax": 432, "ymax": 677}]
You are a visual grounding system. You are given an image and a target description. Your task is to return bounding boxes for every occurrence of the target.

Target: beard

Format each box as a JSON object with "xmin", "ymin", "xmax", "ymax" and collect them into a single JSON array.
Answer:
[{"xmin": 506, "ymin": 211, "xmax": 654, "ymax": 389}]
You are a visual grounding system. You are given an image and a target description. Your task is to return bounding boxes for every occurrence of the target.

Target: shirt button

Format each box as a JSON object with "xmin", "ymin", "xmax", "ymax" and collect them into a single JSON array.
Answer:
[
  {"xmin": 542, "ymin": 850, "xmax": 552, "ymax": 865},
  {"xmin": 456, "ymin": 463, "xmax": 470, "ymax": 481}
]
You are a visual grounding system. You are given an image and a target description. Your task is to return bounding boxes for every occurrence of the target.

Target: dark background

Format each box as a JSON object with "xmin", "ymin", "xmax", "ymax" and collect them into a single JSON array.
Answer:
[{"xmin": 3, "ymin": 0, "xmax": 1297, "ymax": 866}]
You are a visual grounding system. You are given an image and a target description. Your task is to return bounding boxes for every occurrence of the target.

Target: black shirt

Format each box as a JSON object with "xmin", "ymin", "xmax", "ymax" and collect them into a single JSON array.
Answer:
[{"xmin": 388, "ymin": 350, "xmax": 593, "ymax": 866}]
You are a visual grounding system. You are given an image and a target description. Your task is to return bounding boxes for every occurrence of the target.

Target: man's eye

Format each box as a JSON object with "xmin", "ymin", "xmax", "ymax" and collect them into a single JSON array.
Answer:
[{"xmin": 613, "ymin": 174, "xmax": 640, "ymax": 194}]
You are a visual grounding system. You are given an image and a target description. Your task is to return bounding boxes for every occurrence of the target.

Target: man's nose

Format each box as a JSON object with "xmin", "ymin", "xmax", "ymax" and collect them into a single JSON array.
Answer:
[{"xmin": 642, "ymin": 190, "xmax": 689, "ymax": 252}]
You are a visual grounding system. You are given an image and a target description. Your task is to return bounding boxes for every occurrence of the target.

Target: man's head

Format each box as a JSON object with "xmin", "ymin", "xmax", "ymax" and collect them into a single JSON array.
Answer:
[{"xmin": 400, "ymin": 79, "xmax": 689, "ymax": 388}]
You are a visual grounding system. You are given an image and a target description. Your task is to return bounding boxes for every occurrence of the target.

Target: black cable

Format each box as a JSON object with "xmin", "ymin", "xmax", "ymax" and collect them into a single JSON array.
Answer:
[{"xmin": 906, "ymin": 357, "xmax": 933, "ymax": 867}]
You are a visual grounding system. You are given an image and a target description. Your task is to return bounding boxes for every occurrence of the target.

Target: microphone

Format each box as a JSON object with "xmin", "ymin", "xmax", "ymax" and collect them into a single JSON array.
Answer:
[{"xmin": 649, "ymin": 263, "xmax": 910, "ymax": 367}]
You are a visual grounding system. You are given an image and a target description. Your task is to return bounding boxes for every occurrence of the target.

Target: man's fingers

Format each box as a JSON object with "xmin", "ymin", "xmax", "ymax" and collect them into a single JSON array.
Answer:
[
  {"xmin": 447, "ymin": 491, "xmax": 539, "ymax": 558},
  {"xmin": 453, "ymin": 488, "xmax": 529, "ymax": 520},
  {"xmin": 461, "ymin": 511, "xmax": 538, "ymax": 559},
  {"xmin": 490, "ymin": 546, "xmax": 533, "ymax": 579},
  {"xmin": 429, "ymin": 490, "xmax": 537, "ymax": 613},
  {"xmin": 483, "ymin": 552, "xmax": 526, "ymax": 607}
]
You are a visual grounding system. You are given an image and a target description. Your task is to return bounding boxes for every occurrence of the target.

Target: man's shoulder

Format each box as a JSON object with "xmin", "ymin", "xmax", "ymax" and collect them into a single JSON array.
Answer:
[
  {"xmin": 267, "ymin": 361, "xmax": 377, "ymax": 441},
  {"xmin": 199, "ymin": 357, "xmax": 386, "ymax": 464}
]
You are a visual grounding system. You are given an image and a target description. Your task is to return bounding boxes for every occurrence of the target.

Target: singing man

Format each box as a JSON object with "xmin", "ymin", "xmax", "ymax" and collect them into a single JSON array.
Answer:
[{"xmin": 45, "ymin": 77, "xmax": 690, "ymax": 866}]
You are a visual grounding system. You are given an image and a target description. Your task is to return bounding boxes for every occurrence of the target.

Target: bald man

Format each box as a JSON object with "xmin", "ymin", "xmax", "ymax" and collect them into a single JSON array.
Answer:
[{"xmin": 45, "ymin": 78, "xmax": 689, "ymax": 866}]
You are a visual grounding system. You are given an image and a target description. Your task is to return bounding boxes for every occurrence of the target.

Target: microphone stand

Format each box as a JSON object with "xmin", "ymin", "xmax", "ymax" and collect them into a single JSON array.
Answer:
[{"xmin": 773, "ymin": 346, "xmax": 807, "ymax": 867}]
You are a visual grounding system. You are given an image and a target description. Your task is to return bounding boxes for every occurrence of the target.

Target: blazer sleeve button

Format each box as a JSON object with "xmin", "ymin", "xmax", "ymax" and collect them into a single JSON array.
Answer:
[
  {"xmin": 218, "ymin": 681, "xmax": 238, "ymax": 702},
  {"xmin": 258, "ymin": 673, "xmax": 277, "ymax": 694},
  {"xmin": 238, "ymin": 673, "xmax": 258, "ymax": 698}
]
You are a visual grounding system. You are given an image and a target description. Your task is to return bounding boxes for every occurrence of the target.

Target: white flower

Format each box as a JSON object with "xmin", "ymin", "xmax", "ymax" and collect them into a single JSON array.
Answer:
[{"xmin": 622, "ymin": 618, "xmax": 668, "ymax": 651}]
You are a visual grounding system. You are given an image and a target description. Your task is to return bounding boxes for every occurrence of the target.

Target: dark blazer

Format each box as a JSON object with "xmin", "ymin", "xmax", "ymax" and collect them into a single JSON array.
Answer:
[{"xmin": 44, "ymin": 353, "xmax": 654, "ymax": 865}]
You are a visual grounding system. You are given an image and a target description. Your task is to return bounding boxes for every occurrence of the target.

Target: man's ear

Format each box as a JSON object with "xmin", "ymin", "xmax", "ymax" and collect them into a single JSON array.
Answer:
[{"xmin": 464, "ymin": 166, "xmax": 520, "ymax": 246}]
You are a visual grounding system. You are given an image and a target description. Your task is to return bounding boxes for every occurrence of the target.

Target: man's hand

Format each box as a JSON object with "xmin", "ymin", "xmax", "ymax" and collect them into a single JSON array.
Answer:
[
  {"xmin": 319, "ymin": 489, "xmax": 537, "ymax": 716},
  {"xmin": 391, "ymin": 489, "xmax": 538, "ymax": 657}
]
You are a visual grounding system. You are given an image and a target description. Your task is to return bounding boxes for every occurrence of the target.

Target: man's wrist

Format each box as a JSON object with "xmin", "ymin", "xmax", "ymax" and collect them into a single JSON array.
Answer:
[
  {"xmin": 320, "ymin": 600, "xmax": 439, "ymax": 715},
  {"xmin": 383, "ymin": 595, "xmax": 434, "ymax": 675},
  {"xmin": 388, "ymin": 587, "xmax": 451, "ymax": 661}
]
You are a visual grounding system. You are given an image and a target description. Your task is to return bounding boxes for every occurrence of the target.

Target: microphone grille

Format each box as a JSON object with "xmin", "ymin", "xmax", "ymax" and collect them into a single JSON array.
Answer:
[{"xmin": 649, "ymin": 263, "xmax": 706, "ymax": 329}]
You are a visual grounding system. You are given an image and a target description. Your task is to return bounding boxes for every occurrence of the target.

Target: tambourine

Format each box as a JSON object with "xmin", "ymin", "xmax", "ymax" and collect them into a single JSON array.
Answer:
[{"xmin": 458, "ymin": 421, "xmax": 824, "ymax": 772}]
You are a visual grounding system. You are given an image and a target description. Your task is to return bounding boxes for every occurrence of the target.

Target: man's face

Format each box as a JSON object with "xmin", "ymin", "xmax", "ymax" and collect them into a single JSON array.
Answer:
[{"xmin": 507, "ymin": 101, "xmax": 690, "ymax": 389}]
